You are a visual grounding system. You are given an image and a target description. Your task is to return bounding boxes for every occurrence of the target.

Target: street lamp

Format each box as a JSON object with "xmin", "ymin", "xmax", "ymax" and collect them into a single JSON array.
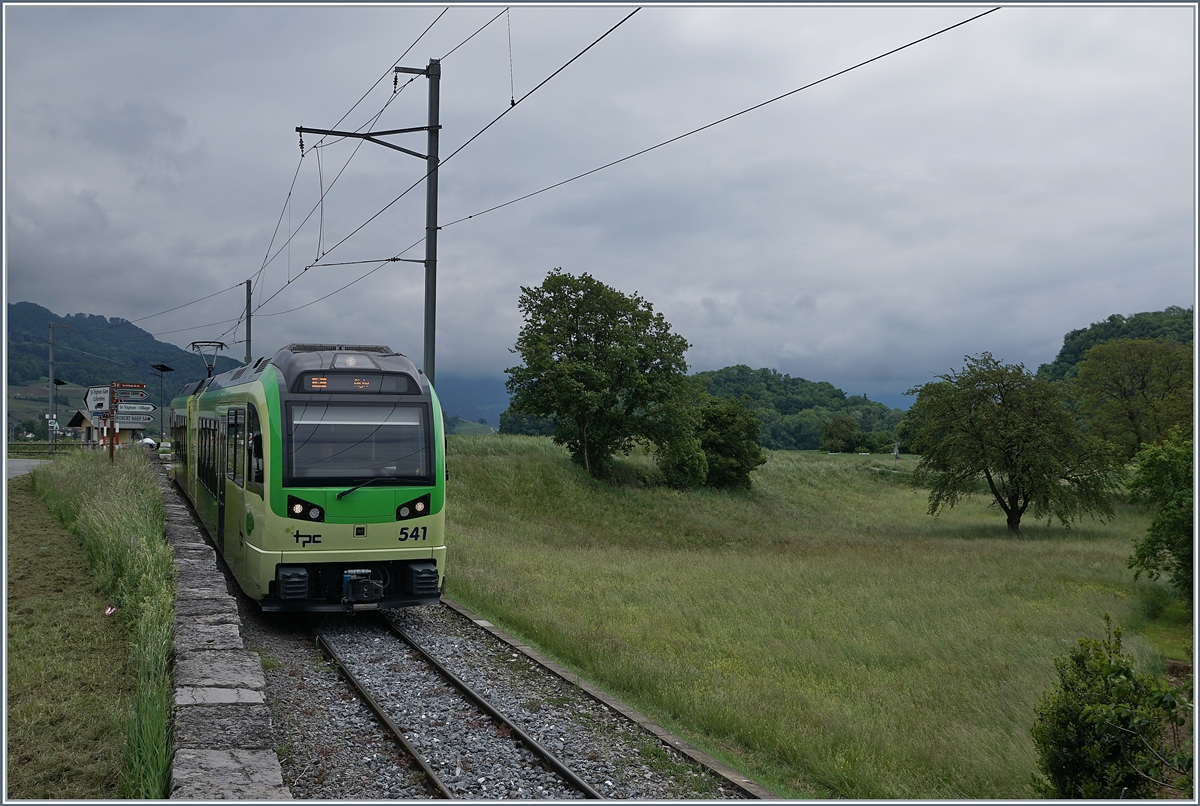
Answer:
[
  {"xmin": 151, "ymin": 364, "xmax": 174, "ymax": 443},
  {"xmin": 50, "ymin": 378, "xmax": 67, "ymax": 452}
]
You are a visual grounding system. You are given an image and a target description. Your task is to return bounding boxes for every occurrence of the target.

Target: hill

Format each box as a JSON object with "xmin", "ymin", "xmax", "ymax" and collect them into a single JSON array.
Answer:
[
  {"xmin": 7, "ymin": 302, "xmax": 242, "ymax": 407},
  {"xmin": 1036, "ymin": 305, "xmax": 1193, "ymax": 382}
]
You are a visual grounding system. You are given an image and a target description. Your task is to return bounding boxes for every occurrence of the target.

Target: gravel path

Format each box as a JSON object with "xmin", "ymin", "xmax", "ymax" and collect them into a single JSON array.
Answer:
[{"xmin": 236, "ymin": 598, "xmax": 748, "ymax": 799}]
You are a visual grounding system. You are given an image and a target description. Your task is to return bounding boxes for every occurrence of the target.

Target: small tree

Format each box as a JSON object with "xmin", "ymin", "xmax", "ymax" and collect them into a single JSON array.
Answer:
[
  {"xmin": 698, "ymin": 394, "xmax": 766, "ymax": 489},
  {"xmin": 819, "ymin": 413, "xmax": 859, "ymax": 453},
  {"xmin": 905, "ymin": 353, "xmax": 1119, "ymax": 533},
  {"xmin": 506, "ymin": 269, "xmax": 693, "ymax": 479},
  {"xmin": 1127, "ymin": 430, "xmax": 1193, "ymax": 600},
  {"xmin": 1032, "ymin": 617, "xmax": 1192, "ymax": 798}
]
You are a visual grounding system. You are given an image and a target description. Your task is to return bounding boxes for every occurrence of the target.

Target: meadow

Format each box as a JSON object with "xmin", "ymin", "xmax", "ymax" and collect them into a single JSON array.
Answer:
[{"xmin": 442, "ymin": 435, "xmax": 1186, "ymax": 798}]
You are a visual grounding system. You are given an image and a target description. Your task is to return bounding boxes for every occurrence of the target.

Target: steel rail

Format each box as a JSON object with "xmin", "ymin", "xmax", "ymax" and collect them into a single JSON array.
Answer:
[
  {"xmin": 312, "ymin": 628, "xmax": 454, "ymax": 799},
  {"xmin": 380, "ymin": 614, "xmax": 606, "ymax": 799}
]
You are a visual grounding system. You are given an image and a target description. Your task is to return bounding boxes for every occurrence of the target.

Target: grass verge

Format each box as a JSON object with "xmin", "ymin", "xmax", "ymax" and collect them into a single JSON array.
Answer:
[
  {"xmin": 6, "ymin": 473, "xmax": 133, "ymax": 797},
  {"xmin": 27, "ymin": 450, "xmax": 175, "ymax": 798},
  {"xmin": 443, "ymin": 435, "xmax": 1189, "ymax": 798}
]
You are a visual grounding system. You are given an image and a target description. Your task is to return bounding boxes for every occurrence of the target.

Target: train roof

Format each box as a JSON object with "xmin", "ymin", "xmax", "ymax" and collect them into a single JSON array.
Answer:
[{"xmin": 173, "ymin": 343, "xmax": 426, "ymax": 398}]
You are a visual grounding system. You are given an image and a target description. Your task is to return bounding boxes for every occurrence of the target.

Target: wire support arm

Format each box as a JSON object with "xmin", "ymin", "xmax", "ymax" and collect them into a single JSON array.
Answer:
[{"xmin": 295, "ymin": 126, "xmax": 435, "ymax": 160}]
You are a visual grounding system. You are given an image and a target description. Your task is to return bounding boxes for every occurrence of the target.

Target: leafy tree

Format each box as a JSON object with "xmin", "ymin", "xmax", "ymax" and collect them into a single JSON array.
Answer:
[
  {"xmin": 505, "ymin": 269, "xmax": 693, "ymax": 479},
  {"xmin": 905, "ymin": 353, "xmax": 1119, "ymax": 533},
  {"xmin": 1127, "ymin": 430, "xmax": 1194, "ymax": 600},
  {"xmin": 698, "ymin": 395, "xmax": 766, "ymax": 489},
  {"xmin": 1037, "ymin": 306, "xmax": 1193, "ymax": 382},
  {"xmin": 1073, "ymin": 338, "xmax": 1193, "ymax": 459},
  {"xmin": 819, "ymin": 412, "xmax": 859, "ymax": 453},
  {"xmin": 1032, "ymin": 617, "xmax": 1192, "ymax": 798}
]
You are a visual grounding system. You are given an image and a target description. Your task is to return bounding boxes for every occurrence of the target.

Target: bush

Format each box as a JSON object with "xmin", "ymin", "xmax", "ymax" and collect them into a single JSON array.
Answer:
[
  {"xmin": 1031, "ymin": 617, "xmax": 1192, "ymax": 798},
  {"xmin": 698, "ymin": 395, "xmax": 766, "ymax": 489},
  {"xmin": 1127, "ymin": 430, "xmax": 1193, "ymax": 600},
  {"xmin": 819, "ymin": 412, "xmax": 859, "ymax": 453}
]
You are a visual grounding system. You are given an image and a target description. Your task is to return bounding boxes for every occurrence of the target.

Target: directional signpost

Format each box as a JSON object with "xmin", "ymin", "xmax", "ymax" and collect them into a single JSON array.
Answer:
[{"xmin": 107, "ymin": 382, "xmax": 147, "ymax": 462}]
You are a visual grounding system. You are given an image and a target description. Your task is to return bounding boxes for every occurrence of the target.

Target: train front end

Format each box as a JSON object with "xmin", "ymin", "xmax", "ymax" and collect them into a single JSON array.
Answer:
[{"xmin": 255, "ymin": 343, "xmax": 446, "ymax": 612}]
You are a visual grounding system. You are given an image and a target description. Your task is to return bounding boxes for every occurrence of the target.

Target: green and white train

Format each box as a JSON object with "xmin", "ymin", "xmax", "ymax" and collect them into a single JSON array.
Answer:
[{"xmin": 170, "ymin": 343, "xmax": 446, "ymax": 612}]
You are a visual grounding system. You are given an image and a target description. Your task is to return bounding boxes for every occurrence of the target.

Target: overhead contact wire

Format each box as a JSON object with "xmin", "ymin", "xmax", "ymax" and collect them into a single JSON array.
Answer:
[
  {"xmin": 443, "ymin": 6, "xmax": 1001, "ymax": 229},
  {"xmin": 307, "ymin": 7, "xmax": 641, "ymax": 268}
]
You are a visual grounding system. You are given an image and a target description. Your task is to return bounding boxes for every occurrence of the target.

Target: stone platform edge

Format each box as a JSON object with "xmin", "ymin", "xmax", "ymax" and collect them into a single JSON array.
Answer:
[{"xmin": 155, "ymin": 456, "xmax": 292, "ymax": 800}]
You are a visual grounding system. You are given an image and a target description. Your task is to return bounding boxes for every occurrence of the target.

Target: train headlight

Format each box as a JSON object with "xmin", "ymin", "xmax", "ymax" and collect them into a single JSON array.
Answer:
[
  {"xmin": 396, "ymin": 493, "xmax": 431, "ymax": 521},
  {"xmin": 287, "ymin": 494, "xmax": 324, "ymax": 522}
]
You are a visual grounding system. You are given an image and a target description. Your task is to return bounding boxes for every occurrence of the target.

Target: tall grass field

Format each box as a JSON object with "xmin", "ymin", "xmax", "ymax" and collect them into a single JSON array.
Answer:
[
  {"xmin": 26, "ymin": 450, "xmax": 175, "ymax": 798},
  {"xmin": 443, "ymin": 435, "xmax": 1185, "ymax": 798}
]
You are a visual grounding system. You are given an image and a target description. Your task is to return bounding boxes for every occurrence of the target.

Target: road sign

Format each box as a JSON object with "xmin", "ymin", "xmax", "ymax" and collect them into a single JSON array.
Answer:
[
  {"xmin": 112, "ymin": 382, "xmax": 146, "ymax": 389},
  {"xmin": 114, "ymin": 413, "xmax": 155, "ymax": 424},
  {"xmin": 113, "ymin": 389, "xmax": 149, "ymax": 401},
  {"xmin": 117, "ymin": 402, "xmax": 157, "ymax": 414},
  {"xmin": 86, "ymin": 386, "xmax": 110, "ymax": 411}
]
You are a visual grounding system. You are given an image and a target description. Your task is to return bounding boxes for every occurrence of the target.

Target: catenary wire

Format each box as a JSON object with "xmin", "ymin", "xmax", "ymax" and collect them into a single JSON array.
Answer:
[
  {"xmin": 442, "ymin": 6, "xmax": 1002, "ymax": 230},
  {"xmin": 199, "ymin": 7, "xmax": 995, "ymax": 345},
  {"xmin": 441, "ymin": 7, "xmax": 507, "ymax": 61},
  {"xmin": 304, "ymin": 7, "xmax": 641, "ymax": 269},
  {"xmin": 51, "ymin": 281, "xmax": 247, "ymax": 342}
]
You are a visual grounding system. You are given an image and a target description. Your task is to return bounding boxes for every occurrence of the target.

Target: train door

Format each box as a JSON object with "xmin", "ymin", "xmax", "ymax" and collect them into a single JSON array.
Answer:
[
  {"xmin": 223, "ymin": 407, "xmax": 247, "ymax": 585},
  {"xmin": 217, "ymin": 415, "xmax": 227, "ymax": 553},
  {"xmin": 241, "ymin": 403, "xmax": 267, "ymax": 598}
]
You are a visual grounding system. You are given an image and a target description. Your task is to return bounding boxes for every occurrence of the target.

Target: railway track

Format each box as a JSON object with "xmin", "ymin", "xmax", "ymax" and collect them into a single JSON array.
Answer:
[{"xmin": 313, "ymin": 613, "xmax": 602, "ymax": 799}]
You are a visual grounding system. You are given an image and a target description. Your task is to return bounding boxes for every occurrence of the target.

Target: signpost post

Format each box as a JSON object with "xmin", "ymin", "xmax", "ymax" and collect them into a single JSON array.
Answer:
[{"xmin": 107, "ymin": 382, "xmax": 147, "ymax": 462}]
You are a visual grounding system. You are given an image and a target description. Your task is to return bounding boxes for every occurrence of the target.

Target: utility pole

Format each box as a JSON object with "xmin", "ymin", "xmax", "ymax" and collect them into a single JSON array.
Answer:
[
  {"xmin": 421, "ymin": 59, "xmax": 441, "ymax": 387},
  {"xmin": 244, "ymin": 280, "xmax": 253, "ymax": 364},
  {"xmin": 48, "ymin": 323, "xmax": 69, "ymax": 452},
  {"xmin": 296, "ymin": 57, "xmax": 441, "ymax": 386}
]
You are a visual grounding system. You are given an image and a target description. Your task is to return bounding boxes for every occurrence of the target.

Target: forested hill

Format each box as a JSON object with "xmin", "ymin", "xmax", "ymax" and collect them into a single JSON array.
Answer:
[
  {"xmin": 695, "ymin": 365, "xmax": 904, "ymax": 451},
  {"xmin": 7, "ymin": 301, "xmax": 242, "ymax": 402},
  {"xmin": 1036, "ymin": 306, "xmax": 1193, "ymax": 382}
]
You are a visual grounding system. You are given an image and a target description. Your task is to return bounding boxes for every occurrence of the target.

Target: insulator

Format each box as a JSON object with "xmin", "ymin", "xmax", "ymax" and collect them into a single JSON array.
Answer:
[{"xmin": 298, "ymin": 134, "xmax": 304, "ymax": 153}]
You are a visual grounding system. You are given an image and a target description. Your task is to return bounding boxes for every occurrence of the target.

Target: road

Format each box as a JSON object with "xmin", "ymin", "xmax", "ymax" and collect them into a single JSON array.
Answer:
[{"xmin": 6, "ymin": 459, "xmax": 47, "ymax": 478}]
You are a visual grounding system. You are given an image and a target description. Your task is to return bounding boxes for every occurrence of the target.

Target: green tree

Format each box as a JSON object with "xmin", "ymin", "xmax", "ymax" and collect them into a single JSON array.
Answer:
[
  {"xmin": 819, "ymin": 412, "xmax": 860, "ymax": 453},
  {"xmin": 1073, "ymin": 338, "xmax": 1193, "ymax": 459},
  {"xmin": 505, "ymin": 269, "xmax": 693, "ymax": 479},
  {"xmin": 1127, "ymin": 430, "xmax": 1194, "ymax": 600},
  {"xmin": 905, "ymin": 353, "xmax": 1119, "ymax": 533},
  {"xmin": 698, "ymin": 395, "xmax": 767, "ymax": 489},
  {"xmin": 1032, "ymin": 617, "xmax": 1192, "ymax": 798}
]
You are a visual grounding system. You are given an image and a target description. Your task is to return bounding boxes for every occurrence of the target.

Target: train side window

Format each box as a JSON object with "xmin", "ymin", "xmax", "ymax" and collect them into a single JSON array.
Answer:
[{"xmin": 246, "ymin": 403, "xmax": 264, "ymax": 496}]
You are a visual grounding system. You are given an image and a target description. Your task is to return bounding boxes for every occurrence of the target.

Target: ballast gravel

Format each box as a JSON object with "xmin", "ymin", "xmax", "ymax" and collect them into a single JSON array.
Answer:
[{"xmin": 236, "ymin": 598, "xmax": 748, "ymax": 800}]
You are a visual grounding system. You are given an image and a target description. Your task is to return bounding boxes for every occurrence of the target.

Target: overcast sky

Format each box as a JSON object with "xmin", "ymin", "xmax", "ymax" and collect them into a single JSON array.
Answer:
[{"xmin": 4, "ymin": 3, "xmax": 1196, "ymax": 409}]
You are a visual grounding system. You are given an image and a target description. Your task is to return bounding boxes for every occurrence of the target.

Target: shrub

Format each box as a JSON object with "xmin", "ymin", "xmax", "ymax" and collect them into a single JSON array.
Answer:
[
  {"xmin": 1031, "ymin": 617, "xmax": 1192, "ymax": 798},
  {"xmin": 819, "ymin": 412, "xmax": 859, "ymax": 453},
  {"xmin": 698, "ymin": 395, "xmax": 766, "ymax": 489},
  {"xmin": 1127, "ymin": 430, "xmax": 1193, "ymax": 600}
]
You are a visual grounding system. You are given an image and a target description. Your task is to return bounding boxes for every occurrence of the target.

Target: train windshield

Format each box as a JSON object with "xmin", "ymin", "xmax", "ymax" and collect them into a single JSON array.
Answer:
[{"xmin": 288, "ymin": 402, "xmax": 431, "ymax": 485}]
